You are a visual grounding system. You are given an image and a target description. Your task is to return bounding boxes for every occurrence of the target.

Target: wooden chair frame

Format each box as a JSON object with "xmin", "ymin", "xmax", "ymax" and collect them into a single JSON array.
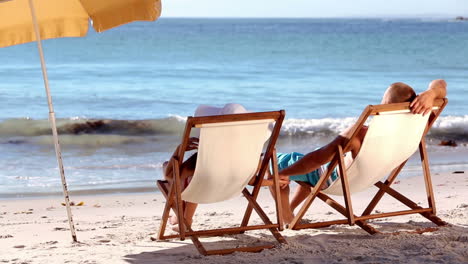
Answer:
[
  {"xmin": 288, "ymin": 99, "xmax": 448, "ymax": 234},
  {"xmin": 157, "ymin": 110, "xmax": 287, "ymax": 255}
]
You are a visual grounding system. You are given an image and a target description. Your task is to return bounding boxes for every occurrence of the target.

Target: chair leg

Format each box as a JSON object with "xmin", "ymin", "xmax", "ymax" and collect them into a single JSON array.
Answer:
[
  {"xmin": 203, "ymin": 245, "xmax": 275, "ymax": 256},
  {"xmin": 156, "ymin": 180, "xmax": 209, "ymax": 253},
  {"xmin": 175, "ymin": 188, "xmax": 287, "ymax": 256},
  {"xmin": 419, "ymin": 138, "xmax": 436, "ymax": 214},
  {"xmin": 316, "ymin": 193, "xmax": 379, "ymax": 234},
  {"xmin": 362, "ymin": 161, "xmax": 407, "ymax": 216},
  {"xmin": 374, "ymin": 182, "xmax": 447, "ymax": 226},
  {"xmin": 241, "ymin": 152, "xmax": 283, "ymax": 230},
  {"xmin": 157, "ymin": 180, "xmax": 173, "ymax": 240},
  {"xmin": 270, "ymin": 149, "xmax": 284, "ymax": 230},
  {"xmin": 158, "ymin": 181, "xmax": 285, "ymax": 255},
  {"xmin": 337, "ymin": 145, "xmax": 354, "ymax": 225},
  {"xmin": 171, "ymin": 159, "xmax": 186, "ymax": 240},
  {"xmin": 184, "ymin": 225, "xmax": 208, "ymax": 255},
  {"xmin": 242, "ymin": 189, "xmax": 287, "ymax": 244},
  {"xmin": 290, "ymin": 158, "xmax": 339, "ymax": 229}
]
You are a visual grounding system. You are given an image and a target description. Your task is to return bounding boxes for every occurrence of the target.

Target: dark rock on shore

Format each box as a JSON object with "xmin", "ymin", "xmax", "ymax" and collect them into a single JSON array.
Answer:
[{"xmin": 439, "ymin": 140, "xmax": 457, "ymax": 147}]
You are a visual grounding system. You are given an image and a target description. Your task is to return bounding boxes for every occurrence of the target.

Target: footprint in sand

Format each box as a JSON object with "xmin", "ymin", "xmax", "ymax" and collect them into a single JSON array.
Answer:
[
  {"xmin": 76, "ymin": 228, "xmax": 96, "ymax": 232},
  {"xmin": 220, "ymin": 211, "xmax": 233, "ymax": 216},
  {"xmin": 13, "ymin": 210, "xmax": 33, "ymax": 215},
  {"xmin": 204, "ymin": 212, "xmax": 217, "ymax": 216}
]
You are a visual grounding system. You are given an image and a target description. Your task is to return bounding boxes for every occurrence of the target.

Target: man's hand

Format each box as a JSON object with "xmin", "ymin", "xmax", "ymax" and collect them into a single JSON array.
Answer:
[
  {"xmin": 279, "ymin": 175, "xmax": 290, "ymax": 189},
  {"xmin": 410, "ymin": 90, "xmax": 436, "ymax": 116},
  {"xmin": 410, "ymin": 79, "xmax": 447, "ymax": 115},
  {"xmin": 250, "ymin": 175, "xmax": 290, "ymax": 187}
]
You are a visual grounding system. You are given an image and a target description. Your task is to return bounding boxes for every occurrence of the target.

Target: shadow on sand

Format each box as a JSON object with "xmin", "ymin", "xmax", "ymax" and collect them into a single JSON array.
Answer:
[{"xmin": 123, "ymin": 221, "xmax": 468, "ymax": 264}]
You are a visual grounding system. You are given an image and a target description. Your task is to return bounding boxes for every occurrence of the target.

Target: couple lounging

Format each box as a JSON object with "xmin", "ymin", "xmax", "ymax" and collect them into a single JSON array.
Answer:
[{"xmin": 162, "ymin": 79, "xmax": 447, "ymax": 230}]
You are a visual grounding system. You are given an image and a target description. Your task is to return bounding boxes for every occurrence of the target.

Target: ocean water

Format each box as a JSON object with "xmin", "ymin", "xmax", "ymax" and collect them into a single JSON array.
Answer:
[{"xmin": 0, "ymin": 18, "xmax": 467, "ymax": 198}]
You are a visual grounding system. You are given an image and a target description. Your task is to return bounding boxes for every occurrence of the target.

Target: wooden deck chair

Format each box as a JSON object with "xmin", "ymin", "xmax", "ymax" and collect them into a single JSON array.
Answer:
[
  {"xmin": 289, "ymin": 99, "xmax": 448, "ymax": 234},
  {"xmin": 157, "ymin": 110, "xmax": 287, "ymax": 255}
]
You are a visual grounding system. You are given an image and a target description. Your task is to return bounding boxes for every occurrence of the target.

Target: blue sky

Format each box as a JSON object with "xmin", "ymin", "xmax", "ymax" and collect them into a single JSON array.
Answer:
[{"xmin": 163, "ymin": 0, "xmax": 468, "ymax": 18}]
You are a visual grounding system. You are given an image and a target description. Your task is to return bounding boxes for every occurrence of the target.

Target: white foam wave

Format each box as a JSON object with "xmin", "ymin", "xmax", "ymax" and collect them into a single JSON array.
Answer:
[
  {"xmin": 167, "ymin": 114, "xmax": 188, "ymax": 122},
  {"xmin": 281, "ymin": 117, "xmax": 357, "ymax": 136},
  {"xmin": 433, "ymin": 115, "xmax": 468, "ymax": 131},
  {"xmin": 1, "ymin": 115, "xmax": 466, "ymax": 147},
  {"xmin": 280, "ymin": 115, "xmax": 468, "ymax": 141}
]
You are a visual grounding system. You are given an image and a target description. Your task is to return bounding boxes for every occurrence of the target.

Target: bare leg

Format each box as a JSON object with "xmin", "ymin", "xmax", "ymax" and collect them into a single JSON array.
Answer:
[
  {"xmin": 183, "ymin": 202, "xmax": 197, "ymax": 226},
  {"xmin": 268, "ymin": 183, "xmax": 294, "ymax": 225},
  {"xmin": 290, "ymin": 184, "xmax": 311, "ymax": 212},
  {"xmin": 263, "ymin": 162, "xmax": 296, "ymax": 225},
  {"xmin": 171, "ymin": 201, "xmax": 197, "ymax": 232},
  {"xmin": 280, "ymin": 185, "xmax": 295, "ymax": 224},
  {"xmin": 169, "ymin": 201, "xmax": 198, "ymax": 227},
  {"xmin": 164, "ymin": 157, "xmax": 197, "ymax": 228}
]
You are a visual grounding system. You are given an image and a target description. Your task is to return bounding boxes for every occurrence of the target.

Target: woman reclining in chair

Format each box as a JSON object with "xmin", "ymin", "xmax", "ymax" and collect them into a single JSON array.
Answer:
[
  {"xmin": 274, "ymin": 79, "xmax": 447, "ymax": 224},
  {"xmin": 161, "ymin": 103, "xmax": 251, "ymax": 231}
]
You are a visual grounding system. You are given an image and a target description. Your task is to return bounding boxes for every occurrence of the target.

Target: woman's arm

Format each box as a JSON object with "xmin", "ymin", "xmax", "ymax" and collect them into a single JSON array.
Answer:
[{"xmin": 163, "ymin": 137, "xmax": 199, "ymax": 180}]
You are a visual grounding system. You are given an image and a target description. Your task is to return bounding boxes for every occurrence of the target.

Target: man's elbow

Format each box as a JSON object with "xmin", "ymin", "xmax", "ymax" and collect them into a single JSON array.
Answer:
[{"xmin": 433, "ymin": 79, "xmax": 447, "ymax": 95}]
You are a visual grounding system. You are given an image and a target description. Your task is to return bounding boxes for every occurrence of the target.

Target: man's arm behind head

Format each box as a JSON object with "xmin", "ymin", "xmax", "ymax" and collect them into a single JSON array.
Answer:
[{"xmin": 410, "ymin": 79, "xmax": 447, "ymax": 115}]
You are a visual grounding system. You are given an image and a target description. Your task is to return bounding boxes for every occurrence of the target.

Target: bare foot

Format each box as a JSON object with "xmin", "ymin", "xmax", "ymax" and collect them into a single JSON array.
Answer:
[
  {"xmin": 169, "ymin": 215, "xmax": 178, "ymax": 225},
  {"xmin": 171, "ymin": 224, "xmax": 187, "ymax": 233},
  {"xmin": 283, "ymin": 214, "xmax": 294, "ymax": 229},
  {"xmin": 170, "ymin": 220, "xmax": 192, "ymax": 233}
]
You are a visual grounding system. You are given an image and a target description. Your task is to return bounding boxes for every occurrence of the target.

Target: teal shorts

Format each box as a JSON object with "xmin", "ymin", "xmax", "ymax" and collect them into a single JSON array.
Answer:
[{"xmin": 276, "ymin": 152, "xmax": 339, "ymax": 187}]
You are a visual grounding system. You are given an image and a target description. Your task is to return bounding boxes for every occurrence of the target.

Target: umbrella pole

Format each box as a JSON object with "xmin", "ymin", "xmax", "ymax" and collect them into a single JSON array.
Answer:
[{"xmin": 28, "ymin": 0, "xmax": 77, "ymax": 242}]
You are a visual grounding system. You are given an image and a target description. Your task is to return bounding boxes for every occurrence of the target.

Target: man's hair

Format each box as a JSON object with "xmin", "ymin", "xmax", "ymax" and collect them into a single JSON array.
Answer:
[{"xmin": 381, "ymin": 82, "xmax": 416, "ymax": 104}]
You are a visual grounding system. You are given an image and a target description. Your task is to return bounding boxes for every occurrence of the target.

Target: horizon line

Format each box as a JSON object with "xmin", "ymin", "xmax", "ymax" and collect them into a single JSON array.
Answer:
[{"xmin": 159, "ymin": 15, "xmax": 463, "ymax": 19}]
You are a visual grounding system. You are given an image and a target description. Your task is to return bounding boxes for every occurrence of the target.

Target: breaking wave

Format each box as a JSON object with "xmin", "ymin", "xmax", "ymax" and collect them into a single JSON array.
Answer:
[{"xmin": 1, "ymin": 115, "xmax": 466, "ymax": 147}]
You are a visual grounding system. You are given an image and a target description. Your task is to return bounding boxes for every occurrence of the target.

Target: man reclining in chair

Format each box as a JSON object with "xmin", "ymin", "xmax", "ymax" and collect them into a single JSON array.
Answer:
[{"xmin": 274, "ymin": 79, "xmax": 447, "ymax": 224}]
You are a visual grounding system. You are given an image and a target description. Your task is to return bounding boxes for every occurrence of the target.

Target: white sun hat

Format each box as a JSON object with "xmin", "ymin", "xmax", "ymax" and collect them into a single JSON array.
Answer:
[{"xmin": 194, "ymin": 103, "xmax": 249, "ymax": 117}]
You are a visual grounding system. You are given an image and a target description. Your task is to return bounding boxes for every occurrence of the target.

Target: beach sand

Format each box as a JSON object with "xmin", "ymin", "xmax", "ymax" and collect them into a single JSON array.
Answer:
[{"xmin": 0, "ymin": 171, "xmax": 467, "ymax": 264}]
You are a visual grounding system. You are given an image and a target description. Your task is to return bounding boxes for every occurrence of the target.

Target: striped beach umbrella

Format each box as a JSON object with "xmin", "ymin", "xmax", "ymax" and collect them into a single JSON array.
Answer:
[{"xmin": 0, "ymin": 0, "xmax": 162, "ymax": 242}]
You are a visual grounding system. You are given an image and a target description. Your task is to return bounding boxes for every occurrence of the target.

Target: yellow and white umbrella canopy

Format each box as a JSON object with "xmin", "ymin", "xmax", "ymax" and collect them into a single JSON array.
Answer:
[
  {"xmin": 0, "ymin": 0, "xmax": 162, "ymax": 242},
  {"xmin": 0, "ymin": 0, "xmax": 161, "ymax": 47}
]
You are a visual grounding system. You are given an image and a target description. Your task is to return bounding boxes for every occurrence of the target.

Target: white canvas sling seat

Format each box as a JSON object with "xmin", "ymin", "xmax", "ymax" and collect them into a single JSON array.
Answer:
[
  {"xmin": 324, "ymin": 110, "xmax": 430, "ymax": 196},
  {"xmin": 288, "ymin": 99, "xmax": 448, "ymax": 234},
  {"xmin": 157, "ymin": 110, "xmax": 287, "ymax": 256},
  {"xmin": 181, "ymin": 119, "xmax": 273, "ymax": 203}
]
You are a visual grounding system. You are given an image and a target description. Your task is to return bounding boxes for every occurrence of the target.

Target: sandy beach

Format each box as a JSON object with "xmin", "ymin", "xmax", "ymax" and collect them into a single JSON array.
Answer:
[{"xmin": 0, "ymin": 171, "xmax": 467, "ymax": 264}]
